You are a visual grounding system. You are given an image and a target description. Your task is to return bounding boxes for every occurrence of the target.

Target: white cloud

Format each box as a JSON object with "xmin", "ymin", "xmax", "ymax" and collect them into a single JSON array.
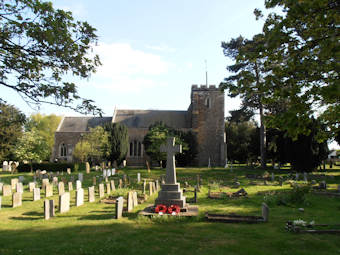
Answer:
[
  {"xmin": 146, "ymin": 44, "xmax": 176, "ymax": 52},
  {"xmin": 88, "ymin": 42, "xmax": 170, "ymax": 92},
  {"xmin": 55, "ymin": 3, "xmax": 88, "ymax": 18}
]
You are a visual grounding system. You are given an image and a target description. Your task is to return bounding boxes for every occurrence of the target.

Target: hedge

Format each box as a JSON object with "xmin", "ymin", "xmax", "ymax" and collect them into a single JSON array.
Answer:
[{"xmin": 17, "ymin": 162, "xmax": 86, "ymax": 172}]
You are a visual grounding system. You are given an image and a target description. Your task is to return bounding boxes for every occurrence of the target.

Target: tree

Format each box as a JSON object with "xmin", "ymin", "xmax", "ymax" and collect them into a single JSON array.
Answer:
[
  {"xmin": 74, "ymin": 126, "xmax": 109, "ymax": 164},
  {"xmin": 256, "ymin": 0, "xmax": 339, "ymax": 141},
  {"xmin": 25, "ymin": 113, "xmax": 61, "ymax": 161},
  {"xmin": 221, "ymin": 34, "xmax": 269, "ymax": 168},
  {"xmin": 0, "ymin": 102, "xmax": 26, "ymax": 161},
  {"xmin": 104, "ymin": 123, "xmax": 129, "ymax": 165},
  {"xmin": 0, "ymin": 0, "xmax": 102, "ymax": 115},
  {"xmin": 14, "ymin": 129, "xmax": 49, "ymax": 171}
]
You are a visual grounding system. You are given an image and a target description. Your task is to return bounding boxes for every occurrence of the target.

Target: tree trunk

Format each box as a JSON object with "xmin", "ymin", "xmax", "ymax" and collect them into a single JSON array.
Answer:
[{"xmin": 259, "ymin": 101, "xmax": 266, "ymax": 169}]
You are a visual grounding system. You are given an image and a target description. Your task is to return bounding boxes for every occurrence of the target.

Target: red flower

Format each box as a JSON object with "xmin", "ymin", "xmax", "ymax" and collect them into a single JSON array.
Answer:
[
  {"xmin": 167, "ymin": 205, "xmax": 180, "ymax": 215},
  {"xmin": 154, "ymin": 204, "xmax": 167, "ymax": 213}
]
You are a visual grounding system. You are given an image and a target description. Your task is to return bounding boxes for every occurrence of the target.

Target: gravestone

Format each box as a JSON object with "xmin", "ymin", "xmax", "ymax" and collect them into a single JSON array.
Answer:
[
  {"xmin": 127, "ymin": 191, "xmax": 133, "ymax": 212},
  {"xmin": 103, "ymin": 169, "xmax": 107, "ymax": 178},
  {"xmin": 133, "ymin": 191, "xmax": 138, "ymax": 207},
  {"xmin": 119, "ymin": 179, "xmax": 123, "ymax": 189},
  {"xmin": 2, "ymin": 161, "xmax": 8, "ymax": 171},
  {"xmin": 18, "ymin": 176, "xmax": 24, "ymax": 183},
  {"xmin": 262, "ymin": 203, "xmax": 269, "ymax": 222},
  {"xmin": 3, "ymin": 185, "xmax": 12, "ymax": 196},
  {"xmin": 67, "ymin": 168, "xmax": 71, "ymax": 175},
  {"xmin": 149, "ymin": 182, "xmax": 153, "ymax": 196},
  {"xmin": 112, "ymin": 168, "xmax": 116, "ymax": 175},
  {"xmin": 58, "ymin": 182, "xmax": 65, "ymax": 195},
  {"xmin": 0, "ymin": 196, "xmax": 1, "ymax": 209},
  {"xmin": 42, "ymin": 179, "xmax": 49, "ymax": 190},
  {"xmin": 152, "ymin": 182, "xmax": 156, "ymax": 193},
  {"xmin": 86, "ymin": 162, "xmax": 90, "ymax": 174},
  {"xmin": 33, "ymin": 188, "xmax": 40, "ymax": 201},
  {"xmin": 12, "ymin": 192, "xmax": 22, "ymax": 208},
  {"xmin": 44, "ymin": 199, "xmax": 50, "ymax": 220},
  {"xmin": 99, "ymin": 183, "xmax": 105, "ymax": 198},
  {"xmin": 107, "ymin": 169, "xmax": 111, "ymax": 177},
  {"xmin": 155, "ymin": 137, "xmax": 186, "ymax": 207},
  {"xmin": 304, "ymin": 172, "xmax": 308, "ymax": 182},
  {"xmin": 45, "ymin": 183, "xmax": 53, "ymax": 197},
  {"xmin": 208, "ymin": 157, "xmax": 211, "ymax": 168},
  {"xmin": 115, "ymin": 196, "xmax": 123, "ymax": 219},
  {"xmin": 68, "ymin": 182, "xmax": 73, "ymax": 191},
  {"xmin": 76, "ymin": 188, "xmax": 84, "ymax": 206},
  {"xmin": 143, "ymin": 180, "xmax": 146, "ymax": 194},
  {"xmin": 16, "ymin": 182, "xmax": 23, "ymax": 194},
  {"xmin": 76, "ymin": 180, "xmax": 82, "ymax": 190},
  {"xmin": 271, "ymin": 173, "xmax": 275, "ymax": 182},
  {"xmin": 155, "ymin": 180, "xmax": 159, "ymax": 191},
  {"xmin": 49, "ymin": 200, "xmax": 55, "ymax": 217},
  {"xmin": 78, "ymin": 173, "xmax": 83, "ymax": 182},
  {"xmin": 11, "ymin": 178, "xmax": 19, "ymax": 189},
  {"xmin": 296, "ymin": 173, "xmax": 299, "ymax": 180},
  {"xmin": 92, "ymin": 177, "xmax": 96, "ymax": 186},
  {"xmin": 110, "ymin": 180, "xmax": 115, "ymax": 191},
  {"xmin": 52, "ymin": 177, "xmax": 58, "ymax": 185},
  {"xmin": 95, "ymin": 165, "xmax": 99, "ymax": 171},
  {"xmin": 0, "ymin": 183, "xmax": 3, "ymax": 193},
  {"xmin": 137, "ymin": 173, "xmax": 141, "ymax": 183},
  {"xmin": 29, "ymin": 182, "xmax": 35, "ymax": 192},
  {"xmin": 59, "ymin": 192, "xmax": 70, "ymax": 213},
  {"xmin": 88, "ymin": 186, "xmax": 95, "ymax": 203},
  {"xmin": 106, "ymin": 183, "xmax": 111, "ymax": 195},
  {"xmin": 105, "ymin": 177, "xmax": 109, "ymax": 183}
]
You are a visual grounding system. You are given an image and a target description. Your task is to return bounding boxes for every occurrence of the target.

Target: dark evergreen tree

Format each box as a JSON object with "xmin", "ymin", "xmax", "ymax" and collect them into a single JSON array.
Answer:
[{"xmin": 104, "ymin": 123, "xmax": 129, "ymax": 165}]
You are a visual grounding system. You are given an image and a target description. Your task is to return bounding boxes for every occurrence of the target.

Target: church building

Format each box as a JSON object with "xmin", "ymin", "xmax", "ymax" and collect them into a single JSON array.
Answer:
[{"xmin": 51, "ymin": 85, "xmax": 226, "ymax": 166}]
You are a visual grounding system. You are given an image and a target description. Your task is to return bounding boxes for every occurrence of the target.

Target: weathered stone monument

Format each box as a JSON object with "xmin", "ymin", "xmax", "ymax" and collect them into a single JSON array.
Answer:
[
  {"xmin": 3, "ymin": 185, "xmax": 12, "ymax": 196},
  {"xmin": 76, "ymin": 188, "xmax": 84, "ymax": 206},
  {"xmin": 88, "ymin": 186, "xmax": 95, "ymax": 202},
  {"xmin": 59, "ymin": 192, "xmax": 70, "ymax": 213},
  {"xmin": 115, "ymin": 196, "xmax": 123, "ymax": 219},
  {"xmin": 98, "ymin": 183, "xmax": 105, "ymax": 198},
  {"xmin": 12, "ymin": 192, "xmax": 22, "ymax": 208},
  {"xmin": 33, "ymin": 188, "xmax": 41, "ymax": 201},
  {"xmin": 155, "ymin": 137, "xmax": 186, "ymax": 207},
  {"xmin": 85, "ymin": 162, "xmax": 90, "ymax": 174}
]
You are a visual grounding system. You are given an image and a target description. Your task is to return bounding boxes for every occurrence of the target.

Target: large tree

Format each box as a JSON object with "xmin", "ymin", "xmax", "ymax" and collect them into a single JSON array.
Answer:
[
  {"xmin": 0, "ymin": 0, "xmax": 102, "ymax": 115},
  {"xmin": 0, "ymin": 102, "xmax": 26, "ymax": 161},
  {"xmin": 221, "ymin": 34, "xmax": 269, "ymax": 168},
  {"xmin": 25, "ymin": 113, "xmax": 61, "ymax": 161},
  {"xmin": 257, "ymin": 0, "xmax": 339, "ymax": 141},
  {"xmin": 104, "ymin": 123, "xmax": 129, "ymax": 165}
]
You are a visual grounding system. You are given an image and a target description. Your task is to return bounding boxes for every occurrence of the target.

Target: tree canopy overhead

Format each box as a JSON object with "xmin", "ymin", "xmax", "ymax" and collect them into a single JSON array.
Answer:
[{"xmin": 0, "ymin": 0, "xmax": 102, "ymax": 115}]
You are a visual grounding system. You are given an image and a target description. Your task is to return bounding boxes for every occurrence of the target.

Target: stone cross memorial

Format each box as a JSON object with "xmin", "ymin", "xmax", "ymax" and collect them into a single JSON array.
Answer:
[{"xmin": 155, "ymin": 137, "xmax": 186, "ymax": 208}]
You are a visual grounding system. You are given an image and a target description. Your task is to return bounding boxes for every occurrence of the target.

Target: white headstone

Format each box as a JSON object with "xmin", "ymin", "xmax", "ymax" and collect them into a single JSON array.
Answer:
[
  {"xmin": 2, "ymin": 161, "xmax": 8, "ymax": 171},
  {"xmin": 59, "ymin": 192, "xmax": 70, "ymax": 213},
  {"xmin": 33, "ymin": 188, "xmax": 41, "ymax": 201},
  {"xmin": 76, "ymin": 188, "xmax": 84, "ymax": 206},
  {"xmin": 115, "ymin": 196, "xmax": 123, "ymax": 219},
  {"xmin": 103, "ymin": 169, "xmax": 107, "ymax": 178},
  {"xmin": 137, "ymin": 173, "xmax": 141, "ymax": 183},
  {"xmin": 107, "ymin": 169, "xmax": 111, "ymax": 177},
  {"xmin": 76, "ymin": 180, "xmax": 82, "ymax": 190},
  {"xmin": 16, "ymin": 182, "xmax": 23, "ymax": 194},
  {"xmin": 112, "ymin": 168, "xmax": 116, "ymax": 175}
]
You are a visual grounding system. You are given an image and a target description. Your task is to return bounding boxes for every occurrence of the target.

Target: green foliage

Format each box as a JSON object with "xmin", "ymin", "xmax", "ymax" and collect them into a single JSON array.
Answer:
[
  {"xmin": 25, "ymin": 113, "xmax": 61, "ymax": 161},
  {"xmin": 73, "ymin": 126, "xmax": 109, "ymax": 164},
  {"xmin": 14, "ymin": 129, "xmax": 49, "ymax": 166},
  {"xmin": 225, "ymin": 121, "xmax": 259, "ymax": 164},
  {"xmin": 260, "ymin": 0, "xmax": 340, "ymax": 140},
  {"xmin": 263, "ymin": 185, "xmax": 311, "ymax": 206},
  {"xmin": 17, "ymin": 162, "xmax": 85, "ymax": 172},
  {"xmin": 0, "ymin": 102, "xmax": 26, "ymax": 161},
  {"xmin": 0, "ymin": 0, "xmax": 102, "ymax": 114},
  {"xmin": 143, "ymin": 122, "xmax": 198, "ymax": 166},
  {"xmin": 104, "ymin": 123, "xmax": 129, "ymax": 165}
]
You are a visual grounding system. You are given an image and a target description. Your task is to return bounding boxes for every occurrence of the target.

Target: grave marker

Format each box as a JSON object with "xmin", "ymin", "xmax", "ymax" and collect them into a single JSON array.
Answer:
[
  {"xmin": 88, "ymin": 186, "xmax": 95, "ymax": 202},
  {"xmin": 29, "ymin": 182, "xmax": 35, "ymax": 192},
  {"xmin": 86, "ymin": 162, "xmax": 90, "ymax": 174},
  {"xmin": 16, "ymin": 182, "xmax": 23, "ymax": 194},
  {"xmin": 44, "ymin": 199, "xmax": 50, "ymax": 220},
  {"xmin": 12, "ymin": 192, "xmax": 22, "ymax": 208},
  {"xmin": 59, "ymin": 192, "xmax": 70, "ymax": 213},
  {"xmin": 115, "ymin": 196, "xmax": 123, "ymax": 219},
  {"xmin": 76, "ymin": 180, "xmax": 82, "ymax": 190},
  {"xmin": 99, "ymin": 183, "xmax": 105, "ymax": 198},
  {"xmin": 110, "ymin": 180, "xmax": 115, "ymax": 191},
  {"xmin": 33, "ymin": 188, "xmax": 40, "ymax": 201},
  {"xmin": 76, "ymin": 188, "xmax": 84, "ymax": 206},
  {"xmin": 137, "ymin": 173, "xmax": 141, "ymax": 183},
  {"xmin": 11, "ymin": 178, "xmax": 19, "ymax": 189},
  {"xmin": 18, "ymin": 176, "xmax": 24, "ymax": 183},
  {"xmin": 2, "ymin": 185, "xmax": 12, "ymax": 196},
  {"xmin": 78, "ymin": 173, "xmax": 83, "ymax": 182},
  {"xmin": 133, "ymin": 191, "xmax": 138, "ymax": 207},
  {"xmin": 127, "ymin": 191, "xmax": 133, "ymax": 212},
  {"xmin": 68, "ymin": 182, "xmax": 73, "ymax": 191},
  {"xmin": 45, "ymin": 183, "xmax": 53, "ymax": 197},
  {"xmin": 42, "ymin": 179, "xmax": 49, "ymax": 190},
  {"xmin": 106, "ymin": 183, "xmax": 111, "ymax": 195},
  {"xmin": 52, "ymin": 177, "xmax": 58, "ymax": 185},
  {"xmin": 67, "ymin": 168, "xmax": 71, "ymax": 175},
  {"xmin": 58, "ymin": 182, "xmax": 65, "ymax": 195},
  {"xmin": 92, "ymin": 177, "xmax": 96, "ymax": 186}
]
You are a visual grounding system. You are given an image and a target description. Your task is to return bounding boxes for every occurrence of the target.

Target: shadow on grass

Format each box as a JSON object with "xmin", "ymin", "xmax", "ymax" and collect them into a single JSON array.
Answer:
[
  {"xmin": 22, "ymin": 211, "xmax": 43, "ymax": 216},
  {"xmin": 9, "ymin": 216, "xmax": 41, "ymax": 221}
]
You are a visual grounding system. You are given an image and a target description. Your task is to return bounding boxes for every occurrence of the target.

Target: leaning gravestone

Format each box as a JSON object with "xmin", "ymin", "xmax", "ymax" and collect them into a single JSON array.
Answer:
[
  {"xmin": 76, "ymin": 188, "xmax": 84, "ymax": 207},
  {"xmin": 3, "ymin": 185, "xmax": 12, "ymax": 196},
  {"xmin": 33, "ymin": 188, "xmax": 40, "ymax": 201},
  {"xmin": 155, "ymin": 137, "xmax": 186, "ymax": 207},
  {"xmin": 12, "ymin": 192, "xmax": 22, "ymax": 208},
  {"xmin": 59, "ymin": 192, "xmax": 70, "ymax": 213},
  {"xmin": 115, "ymin": 196, "xmax": 123, "ymax": 219},
  {"xmin": 88, "ymin": 186, "xmax": 95, "ymax": 203},
  {"xmin": 98, "ymin": 183, "xmax": 105, "ymax": 198}
]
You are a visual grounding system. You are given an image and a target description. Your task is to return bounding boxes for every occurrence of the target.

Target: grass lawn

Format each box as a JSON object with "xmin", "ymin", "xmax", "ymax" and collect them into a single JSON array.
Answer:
[{"xmin": 0, "ymin": 166, "xmax": 340, "ymax": 255}]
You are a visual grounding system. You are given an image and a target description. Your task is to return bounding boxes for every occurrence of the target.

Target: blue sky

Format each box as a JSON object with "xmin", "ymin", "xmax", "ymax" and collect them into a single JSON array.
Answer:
[{"xmin": 1, "ymin": 0, "xmax": 267, "ymax": 117}]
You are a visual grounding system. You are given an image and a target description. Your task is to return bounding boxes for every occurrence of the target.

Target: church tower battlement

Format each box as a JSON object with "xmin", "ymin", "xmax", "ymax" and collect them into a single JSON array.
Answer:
[{"xmin": 190, "ymin": 84, "xmax": 225, "ymax": 166}]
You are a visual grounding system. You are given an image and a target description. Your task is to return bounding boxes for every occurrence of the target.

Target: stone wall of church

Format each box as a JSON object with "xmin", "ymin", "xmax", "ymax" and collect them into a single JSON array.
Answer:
[
  {"xmin": 190, "ymin": 85, "xmax": 225, "ymax": 166},
  {"xmin": 52, "ymin": 132, "xmax": 85, "ymax": 162},
  {"xmin": 126, "ymin": 128, "xmax": 148, "ymax": 166}
]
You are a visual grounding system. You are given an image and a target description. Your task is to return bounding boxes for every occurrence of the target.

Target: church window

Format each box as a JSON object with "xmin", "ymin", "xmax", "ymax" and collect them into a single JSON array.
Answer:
[
  {"xmin": 129, "ymin": 140, "xmax": 142, "ymax": 157},
  {"xmin": 205, "ymin": 97, "xmax": 211, "ymax": 108},
  {"xmin": 60, "ymin": 143, "xmax": 67, "ymax": 157},
  {"xmin": 130, "ymin": 142, "xmax": 133, "ymax": 156},
  {"xmin": 137, "ymin": 141, "xmax": 141, "ymax": 156}
]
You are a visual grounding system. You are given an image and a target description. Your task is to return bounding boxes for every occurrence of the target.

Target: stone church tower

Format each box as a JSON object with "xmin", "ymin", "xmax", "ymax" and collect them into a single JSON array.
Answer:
[
  {"xmin": 52, "ymin": 85, "xmax": 226, "ymax": 167},
  {"xmin": 189, "ymin": 85, "xmax": 225, "ymax": 166}
]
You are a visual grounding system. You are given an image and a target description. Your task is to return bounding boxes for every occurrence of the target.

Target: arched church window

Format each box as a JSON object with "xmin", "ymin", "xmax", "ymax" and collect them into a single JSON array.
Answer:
[
  {"xmin": 205, "ymin": 97, "xmax": 211, "ymax": 108},
  {"xmin": 130, "ymin": 142, "xmax": 133, "ymax": 157},
  {"xmin": 129, "ymin": 140, "xmax": 142, "ymax": 157},
  {"xmin": 137, "ymin": 141, "xmax": 141, "ymax": 156},
  {"xmin": 133, "ymin": 140, "xmax": 137, "ymax": 156},
  {"xmin": 60, "ymin": 143, "xmax": 67, "ymax": 157}
]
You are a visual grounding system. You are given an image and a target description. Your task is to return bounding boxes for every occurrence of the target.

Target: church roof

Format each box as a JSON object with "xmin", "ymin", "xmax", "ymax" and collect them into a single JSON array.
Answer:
[
  {"xmin": 57, "ymin": 117, "xmax": 112, "ymax": 132},
  {"xmin": 114, "ymin": 110, "xmax": 190, "ymax": 129}
]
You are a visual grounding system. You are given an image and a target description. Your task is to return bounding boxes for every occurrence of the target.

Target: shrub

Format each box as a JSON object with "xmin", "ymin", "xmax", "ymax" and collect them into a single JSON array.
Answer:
[{"xmin": 17, "ymin": 162, "xmax": 86, "ymax": 172}]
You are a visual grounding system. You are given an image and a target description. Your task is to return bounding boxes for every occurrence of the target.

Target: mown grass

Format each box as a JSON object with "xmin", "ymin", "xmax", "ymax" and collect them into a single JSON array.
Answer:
[{"xmin": 0, "ymin": 165, "xmax": 340, "ymax": 255}]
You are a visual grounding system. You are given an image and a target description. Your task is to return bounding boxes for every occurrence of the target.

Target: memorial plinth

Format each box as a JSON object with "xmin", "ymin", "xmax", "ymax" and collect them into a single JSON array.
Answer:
[{"xmin": 155, "ymin": 137, "xmax": 186, "ymax": 208}]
